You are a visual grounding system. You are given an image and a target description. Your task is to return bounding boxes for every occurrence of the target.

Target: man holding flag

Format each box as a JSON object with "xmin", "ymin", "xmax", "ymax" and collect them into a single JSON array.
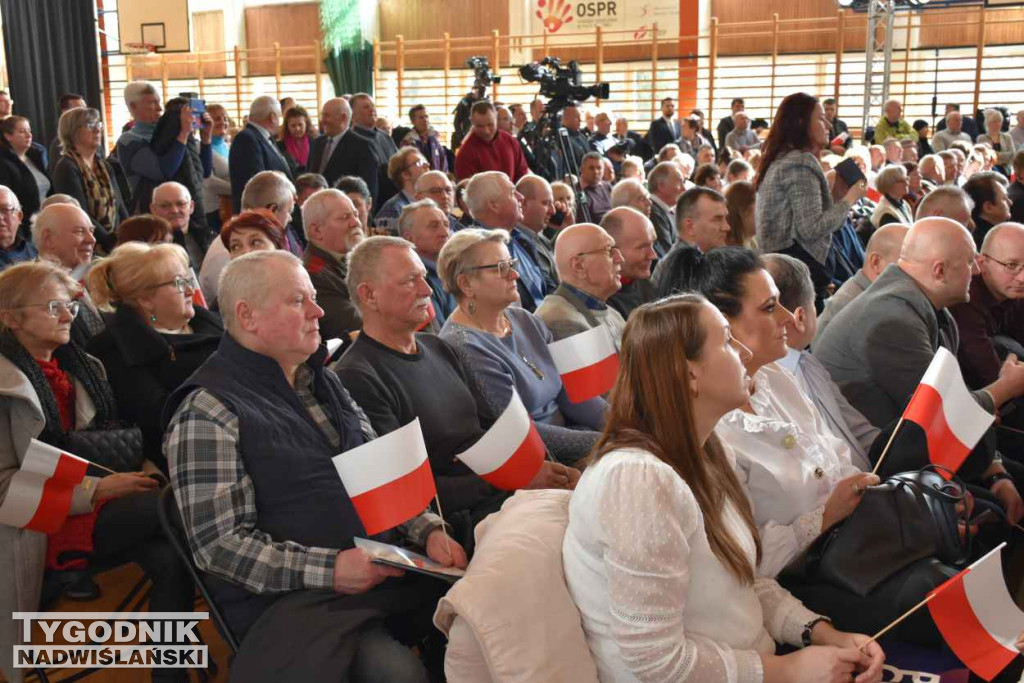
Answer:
[
  {"xmin": 336, "ymin": 237, "xmax": 579, "ymax": 546},
  {"xmin": 164, "ymin": 250, "xmax": 465, "ymax": 682},
  {"xmin": 815, "ymin": 217, "xmax": 1024, "ymax": 518}
]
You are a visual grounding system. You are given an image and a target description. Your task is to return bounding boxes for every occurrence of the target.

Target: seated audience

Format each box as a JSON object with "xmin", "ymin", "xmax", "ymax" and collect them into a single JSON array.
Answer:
[
  {"xmin": 32, "ymin": 204, "xmax": 105, "ymax": 346},
  {"xmin": 401, "ymin": 104, "xmax": 448, "ymax": 173},
  {"xmin": 1012, "ymin": 109, "xmax": 1024, "ymax": 149},
  {"xmin": 374, "ymin": 148, "xmax": 428, "ymax": 232},
  {"xmin": 870, "ymin": 165, "xmax": 914, "ymax": 227},
  {"xmin": 764, "ymin": 253, "xmax": 880, "ymax": 470},
  {"xmin": 653, "ymin": 186, "xmax": 730, "ymax": 296},
  {"xmin": 965, "ymin": 171, "xmax": 1012, "ymax": 248},
  {"xmin": 1010, "ymin": 151, "xmax": 1024, "ymax": 223},
  {"xmin": 464, "ymin": 171, "xmax": 551, "ymax": 311},
  {"xmin": 724, "ymin": 110, "xmax": 762, "ymax": 153},
  {"xmin": 619, "ymin": 155, "xmax": 645, "ymax": 182},
  {"xmin": 882, "ymin": 139, "xmax": 903, "ymax": 167},
  {"xmin": 726, "ymin": 158, "xmax": 753, "ymax": 185},
  {"xmin": 454, "ymin": 101, "xmax": 529, "ymax": 182},
  {"xmin": 228, "ymin": 96, "xmax": 292, "ymax": 212},
  {"xmin": 824, "ymin": 97, "xmax": 852, "ymax": 153},
  {"xmin": 815, "ymin": 223, "xmax": 909, "ymax": 342},
  {"xmin": 536, "ymin": 223, "xmax": 626, "ymax": 345},
  {"xmin": 0, "ymin": 116, "xmax": 50, "ymax": 240},
  {"xmin": 918, "ymin": 154, "xmax": 944, "ymax": 192},
  {"xmin": 936, "ymin": 103, "xmax": 979, "ymax": 141},
  {"xmin": 47, "ymin": 93, "xmax": 89, "ymax": 174},
  {"xmin": 53, "ymin": 107, "xmax": 127, "ymax": 254},
  {"xmin": 302, "ymin": 188, "xmax": 366, "ymax": 340},
  {"xmin": 873, "ymin": 99, "xmax": 916, "ymax": 144},
  {"xmin": 725, "ymin": 179, "xmax": 757, "ymax": 248},
  {"xmin": 977, "ymin": 109, "xmax": 1016, "ymax": 172},
  {"xmin": 693, "ymin": 163, "xmax": 723, "ymax": 191},
  {"xmin": 548, "ymin": 181, "xmax": 577, "ymax": 238},
  {"xmin": 0, "ymin": 260, "xmax": 194, "ymax": 683},
  {"xmin": 336, "ymin": 175, "xmax": 374, "ymax": 231},
  {"xmin": 117, "ymin": 214, "xmax": 172, "ymax": 246},
  {"xmin": 578, "ymin": 152, "xmax": 613, "ymax": 224},
  {"xmin": 647, "ymin": 161, "xmax": 687, "ymax": 256},
  {"xmin": 150, "ymin": 181, "xmax": 203, "ymax": 271},
  {"xmin": 610, "ymin": 177, "xmax": 652, "ymax": 216},
  {"xmin": 438, "ymin": 228, "xmax": 606, "ymax": 462},
  {"xmin": 913, "ymin": 119, "xmax": 933, "ymax": 159},
  {"xmin": 757, "ymin": 93, "xmax": 866, "ymax": 308},
  {"xmin": 200, "ymin": 208, "xmax": 286, "ymax": 308},
  {"xmin": 396, "ymin": 199, "xmax": 455, "ymax": 326},
  {"xmin": 0, "ymin": 185, "xmax": 36, "ymax": 269},
  {"xmin": 515, "ymin": 175, "xmax": 559, "ymax": 287},
  {"xmin": 164, "ymin": 250, "xmax": 465, "ymax": 679},
  {"xmin": 295, "ymin": 172, "xmax": 328, "ymax": 206},
  {"xmin": 601, "ymin": 206, "xmax": 658, "ymax": 319},
  {"xmin": 276, "ymin": 105, "xmax": 314, "ymax": 175},
  {"xmin": 951, "ymin": 222, "xmax": 1024, "ymax": 390},
  {"xmin": 562, "ymin": 293, "xmax": 885, "ymax": 683},
  {"xmin": 86, "ymin": 243, "xmax": 221, "ymax": 467},
  {"xmin": 335, "ymin": 236, "xmax": 577, "ymax": 537},
  {"xmin": 415, "ymin": 170, "xmax": 464, "ymax": 232}
]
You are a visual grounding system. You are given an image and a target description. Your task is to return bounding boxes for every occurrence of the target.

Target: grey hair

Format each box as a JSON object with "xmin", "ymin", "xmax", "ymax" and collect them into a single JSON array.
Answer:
[
  {"xmin": 875, "ymin": 165, "xmax": 907, "ymax": 195},
  {"xmin": 32, "ymin": 204, "xmax": 90, "ymax": 249},
  {"xmin": 397, "ymin": 198, "xmax": 440, "ymax": 238},
  {"xmin": 58, "ymin": 107, "xmax": 102, "ymax": 156},
  {"xmin": 464, "ymin": 171, "xmax": 509, "ymax": 219},
  {"xmin": 249, "ymin": 95, "xmax": 281, "ymax": 124},
  {"xmin": 984, "ymin": 108, "xmax": 1004, "ymax": 126},
  {"xmin": 152, "ymin": 181, "xmax": 191, "ymax": 204},
  {"xmin": 762, "ymin": 253, "xmax": 814, "ymax": 312},
  {"xmin": 301, "ymin": 188, "xmax": 346, "ymax": 233},
  {"xmin": 345, "ymin": 235, "xmax": 415, "ymax": 312},
  {"xmin": 916, "ymin": 184, "xmax": 974, "ymax": 219},
  {"xmin": 436, "ymin": 227, "xmax": 509, "ymax": 299},
  {"xmin": 611, "ymin": 178, "xmax": 645, "ymax": 208},
  {"xmin": 918, "ymin": 154, "xmax": 944, "ymax": 180},
  {"xmin": 647, "ymin": 161, "xmax": 682, "ymax": 194},
  {"xmin": 218, "ymin": 250, "xmax": 303, "ymax": 335},
  {"xmin": 601, "ymin": 205, "xmax": 647, "ymax": 242},
  {"xmin": 241, "ymin": 170, "xmax": 295, "ymax": 210},
  {"xmin": 123, "ymin": 81, "xmax": 159, "ymax": 108},
  {"xmin": 0, "ymin": 185, "xmax": 21, "ymax": 211},
  {"xmin": 414, "ymin": 170, "xmax": 450, "ymax": 195},
  {"xmin": 41, "ymin": 194, "xmax": 80, "ymax": 209}
]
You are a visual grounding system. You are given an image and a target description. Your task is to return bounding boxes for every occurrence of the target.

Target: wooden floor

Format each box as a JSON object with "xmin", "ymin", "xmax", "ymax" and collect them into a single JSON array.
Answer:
[{"xmin": 2, "ymin": 564, "xmax": 231, "ymax": 683}]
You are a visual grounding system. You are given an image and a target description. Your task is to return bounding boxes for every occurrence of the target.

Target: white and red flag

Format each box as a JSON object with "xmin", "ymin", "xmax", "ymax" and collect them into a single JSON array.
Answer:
[
  {"xmin": 455, "ymin": 390, "xmax": 545, "ymax": 490},
  {"xmin": 189, "ymin": 268, "xmax": 208, "ymax": 309},
  {"xmin": 0, "ymin": 439, "xmax": 90, "ymax": 534},
  {"xmin": 332, "ymin": 418, "xmax": 437, "ymax": 535},
  {"xmin": 548, "ymin": 325, "xmax": 619, "ymax": 403},
  {"xmin": 902, "ymin": 347, "xmax": 994, "ymax": 475},
  {"xmin": 928, "ymin": 543, "xmax": 1024, "ymax": 681}
]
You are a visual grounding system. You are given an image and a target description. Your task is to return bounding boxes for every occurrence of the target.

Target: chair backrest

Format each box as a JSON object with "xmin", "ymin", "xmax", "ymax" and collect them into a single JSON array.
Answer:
[{"xmin": 156, "ymin": 485, "xmax": 241, "ymax": 654}]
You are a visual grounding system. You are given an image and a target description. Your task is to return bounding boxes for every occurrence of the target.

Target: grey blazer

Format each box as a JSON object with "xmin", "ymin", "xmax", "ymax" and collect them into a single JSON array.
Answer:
[
  {"xmin": 535, "ymin": 284, "xmax": 626, "ymax": 347},
  {"xmin": 813, "ymin": 264, "xmax": 993, "ymax": 429}
]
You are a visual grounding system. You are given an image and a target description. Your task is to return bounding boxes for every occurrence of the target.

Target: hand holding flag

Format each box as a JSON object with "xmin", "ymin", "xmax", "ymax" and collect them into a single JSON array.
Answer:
[
  {"xmin": 548, "ymin": 325, "xmax": 619, "ymax": 403},
  {"xmin": 0, "ymin": 439, "xmax": 92, "ymax": 533},
  {"xmin": 454, "ymin": 390, "xmax": 546, "ymax": 490}
]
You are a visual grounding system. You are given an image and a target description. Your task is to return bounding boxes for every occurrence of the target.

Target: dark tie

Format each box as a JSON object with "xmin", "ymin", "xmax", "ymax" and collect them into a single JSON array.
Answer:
[{"xmin": 320, "ymin": 137, "xmax": 336, "ymax": 174}]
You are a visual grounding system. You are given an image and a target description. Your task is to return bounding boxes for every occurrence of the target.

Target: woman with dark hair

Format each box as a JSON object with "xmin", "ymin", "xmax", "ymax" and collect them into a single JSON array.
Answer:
[
  {"xmin": 755, "ymin": 93, "xmax": 867, "ymax": 308},
  {"xmin": 725, "ymin": 180, "xmax": 757, "ymax": 249},
  {"xmin": 116, "ymin": 214, "xmax": 173, "ymax": 246},
  {"xmin": 277, "ymin": 105, "xmax": 315, "ymax": 175},
  {"xmin": 694, "ymin": 162, "xmax": 723, "ymax": 192},
  {"xmin": 0, "ymin": 116, "xmax": 50, "ymax": 238},
  {"xmin": 563, "ymin": 293, "xmax": 885, "ymax": 683}
]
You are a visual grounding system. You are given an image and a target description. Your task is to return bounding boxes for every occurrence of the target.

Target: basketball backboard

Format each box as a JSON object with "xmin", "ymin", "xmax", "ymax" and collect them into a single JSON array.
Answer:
[{"xmin": 118, "ymin": 0, "xmax": 191, "ymax": 53}]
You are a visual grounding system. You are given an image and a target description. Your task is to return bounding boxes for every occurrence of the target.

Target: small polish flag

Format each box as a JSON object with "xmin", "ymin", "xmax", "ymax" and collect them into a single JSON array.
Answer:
[
  {"xmin": 548, "ymin": 325, "xmax": 619, "ymax": 403},
  {"xmin": 903, "ymin": 347, "xmax": 994, "ymax": 475},
  {"xmin": 0, "ymin": 439, "xmax": 90, "ymax": 534},
  {"xmin": 928, "ymin": 543, "xmax": 1024, "ymax": 681},
  {"xmin": 455, "ymin": 390, "xmax": 545, "ymax": 490},
  {"xmin": 865, "ymin": 186, "xmax": 883, "ymax": 203},
  {"xmin": 830, "ymin": 131, "xmax": 849, "ymax": 147},
  {"xmin": 324, "ymin": 338, "xmax": 344, "ymax": 365},
  {"xmin": 189, "ymin": 268, "xmax": 207, "ymax": 309},
  {"xmin": 332, "ymin": 418, "xmax": 437, "ymax": 535}
]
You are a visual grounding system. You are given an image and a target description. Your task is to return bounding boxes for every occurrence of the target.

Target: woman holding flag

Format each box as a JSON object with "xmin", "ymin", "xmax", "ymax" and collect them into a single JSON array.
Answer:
[
  {"xmin": 0, "ymin": 261, "xmax": 194, "ymax": 683},
  {"xmin": 563, "ymin": 294, "xmax": 885, "ymax": 683}
]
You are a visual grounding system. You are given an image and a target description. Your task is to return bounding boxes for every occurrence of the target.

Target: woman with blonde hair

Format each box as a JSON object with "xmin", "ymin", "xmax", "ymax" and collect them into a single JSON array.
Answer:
[
  {"xmin": 86, "ymin": 242, "xmax": 222, "ymax": 468},
  {"xmin": 563, "ymin": 294, "xmax": 884, "ymax": 683}
]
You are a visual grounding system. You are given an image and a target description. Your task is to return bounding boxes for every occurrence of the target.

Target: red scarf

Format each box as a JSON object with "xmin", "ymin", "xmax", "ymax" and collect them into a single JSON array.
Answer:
[{"xmin": 35, "ymin": 356, "xmax": 75, "ymax": 432}]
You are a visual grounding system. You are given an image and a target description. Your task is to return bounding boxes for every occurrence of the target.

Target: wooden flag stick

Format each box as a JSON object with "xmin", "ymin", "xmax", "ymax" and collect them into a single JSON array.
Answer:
[
  {"xmin": 86, "ymin": 461, "xmax": 120, "ymax": 476},
  {"xmin": 871, "ymin": 416, "xmax": 906, "ymax": 476},
  {"xmin": 1015, "ymin": 524, "xmax": 1024, "ymax": 534},
  {"xmin": 433, "ymin": 494, "xmax": 454, "ymax": 560},
  {"xmin": 862, "ymin": 592, "xmax": 936, "ymax": 648},
  {"xmin": 996, "ymin": 424, "xmax": 1024, "ymax": 437},
  {"xmin": 545, "ymin": 447, "xmax": 559, "ymax": 464}
]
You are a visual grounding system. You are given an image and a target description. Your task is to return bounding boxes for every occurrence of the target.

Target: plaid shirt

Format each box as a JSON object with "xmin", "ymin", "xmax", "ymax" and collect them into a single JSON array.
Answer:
[{"xmin": 165, "ymin": 364, "xmax": 444, "ymax": 595}]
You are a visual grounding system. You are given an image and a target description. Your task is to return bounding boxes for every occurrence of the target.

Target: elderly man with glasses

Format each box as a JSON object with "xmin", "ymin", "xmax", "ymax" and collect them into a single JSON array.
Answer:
[
  {"xmin": 373, "ymin": 148, "xmax": 429, "ymax": 234},
  {"xmin": 414, "ymin": 170, "xmax": 465, "ymax": 231},
  {"xmin": 0, "ymin": 186, "xmax": 35, "ymax": 269},
  {"xmin": 535, "ymin": 222, "xmax": 626, "ymax": 345},
  {"xmin": 150, "ymin": 181, "xmax": 203, "ymax": 271}
]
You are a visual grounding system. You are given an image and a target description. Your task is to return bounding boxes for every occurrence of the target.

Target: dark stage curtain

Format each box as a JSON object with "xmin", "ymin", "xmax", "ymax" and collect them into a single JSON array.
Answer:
[{"xmin": 0, "ymin": 0, "xmax": 101, "ymax": 151}]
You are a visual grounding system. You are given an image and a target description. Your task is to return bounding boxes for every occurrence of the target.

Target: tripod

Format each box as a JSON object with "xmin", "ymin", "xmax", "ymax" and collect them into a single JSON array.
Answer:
[{"xmin": 532, "ymin": 103, "xmax": 592, "ymax": 224}]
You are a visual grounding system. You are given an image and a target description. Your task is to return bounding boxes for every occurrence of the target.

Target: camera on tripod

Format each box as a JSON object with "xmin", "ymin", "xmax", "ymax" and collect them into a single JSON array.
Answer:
[
  {"xmin": 518, "ymin": 57, "xmax": 609, "ymax": 108},
  {"xmin": 466, "ymin": 56, "xmax": 501, "ymax": 90}
]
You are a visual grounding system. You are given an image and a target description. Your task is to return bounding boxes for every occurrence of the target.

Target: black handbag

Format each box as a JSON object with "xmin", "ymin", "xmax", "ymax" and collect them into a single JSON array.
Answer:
[
  {"xmin": 782, "ymin": 465, "xmax": 970, "ymax": 597},
  {"xmin": 63, "ymin": 424, "xmax": 145, "ymax": 474}
]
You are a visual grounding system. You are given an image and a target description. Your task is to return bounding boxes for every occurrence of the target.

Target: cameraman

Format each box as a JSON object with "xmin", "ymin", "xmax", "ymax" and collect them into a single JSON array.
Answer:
[
  {"xmin": 454, "ymin": 101, "xmax": 528, "ymax": 182},
  {"xmin": 452, "ymin": 86, "xmax": 484, "ymax": 153}
]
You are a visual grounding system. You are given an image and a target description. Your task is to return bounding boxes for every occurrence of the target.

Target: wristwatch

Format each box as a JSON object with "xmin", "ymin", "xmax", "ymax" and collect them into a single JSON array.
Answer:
[
  {"xmin": 984, "ymin": 471, "xmax": 1014, "ymax": 489},
  {"xmin": 802, "ymin": 616, "xmax": 832, "ymax": 647}
]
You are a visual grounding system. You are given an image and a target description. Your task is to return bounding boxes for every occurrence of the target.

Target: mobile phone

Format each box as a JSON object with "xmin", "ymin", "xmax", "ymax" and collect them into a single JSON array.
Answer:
[
  {"xmin": 835, "ymin": 157, "xmax": 866, "ymax": 188},
  {"xmin": 181, "ymin": 92, "xmax": 207, "ymax": 129},
  {"xmin": 551, "ymin": 208, "xmax": 566, "ymax": 226}
]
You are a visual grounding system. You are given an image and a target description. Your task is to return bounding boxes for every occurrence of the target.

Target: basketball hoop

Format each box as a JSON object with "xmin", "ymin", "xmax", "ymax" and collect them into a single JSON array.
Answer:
[{"xmin": 123, "ymin": 42, "xmax": 158, "ymax": 55}]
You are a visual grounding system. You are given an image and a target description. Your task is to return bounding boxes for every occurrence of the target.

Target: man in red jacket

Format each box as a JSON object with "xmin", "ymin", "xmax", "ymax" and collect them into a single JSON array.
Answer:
[{"xmin": 454, "ymin": 101, "xmax": 529, "ymax": 182}]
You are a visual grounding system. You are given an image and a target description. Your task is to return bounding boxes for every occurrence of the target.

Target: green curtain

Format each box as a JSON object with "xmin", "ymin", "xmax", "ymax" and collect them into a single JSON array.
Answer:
[{"xmin": 320, "ymin": 0, "xmax": 373, "ymax": 96}]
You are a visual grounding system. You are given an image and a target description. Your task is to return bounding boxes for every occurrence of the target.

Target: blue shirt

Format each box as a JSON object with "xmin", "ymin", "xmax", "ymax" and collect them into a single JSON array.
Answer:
[
  {"xmin": 561, "ymin": 283, "xmax": 607, "ymax": 311},
  {"xmin": 0, "ymin": 237, "xmax": 38, "ymax": 270},
  {"xmin": 420, "ymin": 255, "xmax": 456, "ymax": 326},
  {"xmin": 507, "ymin": 227, "xmax": 548, "ymax": 308}
]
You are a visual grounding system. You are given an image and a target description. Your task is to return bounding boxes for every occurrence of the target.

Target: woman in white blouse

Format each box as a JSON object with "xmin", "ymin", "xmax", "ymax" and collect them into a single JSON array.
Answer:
[{"xmin": 562, "ymin": 294, "xmax": 884, "ymax": 683}]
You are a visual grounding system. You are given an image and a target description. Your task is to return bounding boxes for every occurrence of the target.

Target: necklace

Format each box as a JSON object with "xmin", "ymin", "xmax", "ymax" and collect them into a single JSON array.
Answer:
[{"xmin": 520, "ymin": 354, "xmax": 545, "ymax": 380}]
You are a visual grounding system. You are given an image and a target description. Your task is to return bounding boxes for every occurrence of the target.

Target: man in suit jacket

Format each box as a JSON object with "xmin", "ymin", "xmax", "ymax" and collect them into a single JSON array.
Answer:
[
  {"xmin": 536, "ymin": 223, "xmax": 626, "ymax": 347},
  {"xmin": 646, "ymin": 161, "xmax": 686, "ymax": 257},
  {"xmin": 229, "ymin": 96, "xmax": 292, "ymax": 212},
  {"xmin": 349, "ymin": 93, "xmax": 399, "ymax": 209},
  {"xmin": 308, "ymin": 98, "xmax": 379, "ymax": 202},
  {"xmin": 645, "ymin": 97, "xmax": 681, "ymax": 156}
]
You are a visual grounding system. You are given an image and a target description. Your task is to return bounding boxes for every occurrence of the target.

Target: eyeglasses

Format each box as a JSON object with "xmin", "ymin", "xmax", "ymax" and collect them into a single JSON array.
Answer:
[
  {"xmin": 0, "ymin": 205, "xmax": 20, "ymax": 216},
  {"xmin": 153, "ymin": 201, "xmax": 191, "ymax": 211},
  {"xmin": 982, "ymin": 253, "xmax": 1024, "ymax": 275},
  {"xmin": 84, "ymin": 121, "xmax": 103, "ymax": 132},
  {"xmin": 576, "ymin": 245, "xmax": 622, "ymax": 260},
  {"xmin": 13, "ymin": 300, "xmax": 80, "ymax": 318},
  {"xmin": 153, "ymin": 275, "xmax": 197, "ymax": 294},
  {"xmin": 402, "ymin": 158, "xmax": 429, "ymax": 174},
  {"xmin": 422, "ymin": 186, "xmax": 454, "ymax": 196},
  {"xmin": 466, "ymin": 258, "xmax": 520, "ymax": 278}
]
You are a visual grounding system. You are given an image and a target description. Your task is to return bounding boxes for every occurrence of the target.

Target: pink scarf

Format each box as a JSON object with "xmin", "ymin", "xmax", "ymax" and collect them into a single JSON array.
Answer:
[{"xmin": 285, "ymin": 135, "xmax": 310, "ymax": 167}]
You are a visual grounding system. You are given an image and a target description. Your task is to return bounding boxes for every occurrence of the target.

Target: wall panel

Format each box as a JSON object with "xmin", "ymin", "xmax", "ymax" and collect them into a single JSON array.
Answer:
[{"xmin": 244, "ymin": 3, "xmax": 319, "ymax": 75}]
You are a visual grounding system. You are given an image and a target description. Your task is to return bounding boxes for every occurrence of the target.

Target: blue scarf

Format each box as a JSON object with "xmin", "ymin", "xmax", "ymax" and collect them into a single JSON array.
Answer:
[
  {"xmin": 121, "ymin": 120, "xmax": 156, "ymax": 145},
  {"xmin": 211, "ymin": 136, "xmax": 229, "ymax": 158}
]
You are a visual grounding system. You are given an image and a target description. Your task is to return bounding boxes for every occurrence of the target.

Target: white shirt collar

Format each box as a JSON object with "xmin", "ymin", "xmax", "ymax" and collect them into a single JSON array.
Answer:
[
  {"xmin": 778, "ymin": 347, "xmax": 803, "ymax": 374},
  {"xmin": 651, "ymin": 194, "xmax": 675, "ymax": 216}
]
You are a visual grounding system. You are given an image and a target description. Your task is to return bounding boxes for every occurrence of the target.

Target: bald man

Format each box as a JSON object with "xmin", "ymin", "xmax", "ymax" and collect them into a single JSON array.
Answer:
[
  {"xmin": 951, "ymin": 223, "xmax": 1024, "ymax": 390},
  {"xmin": 151, "ymin": 181, "xmax": 203, "ymax": 270},
  {"xmin": 515, "ymin": 174, "xmax": 559, "ymax": 287},
  {"xmin": 915, "ymin": 184, "xmax": 974, "ymax": 230},
  {"xmin": 602, "ymin": 206, "xmax": 658, "ymax": 318},
  {"xmin": 815, "ymin": 223, "xmax": 909, "ymax": 342},
  {"xmin": 309, "ymin": 97, "xmax": 378, "ymax": 195},
  {"xmin": 815, "ymin": 218, "xmax": 1024, "ymax": 488},
  {"xmin": 535, "ymin": 223, "xmax": 626, "ymax": 345}
]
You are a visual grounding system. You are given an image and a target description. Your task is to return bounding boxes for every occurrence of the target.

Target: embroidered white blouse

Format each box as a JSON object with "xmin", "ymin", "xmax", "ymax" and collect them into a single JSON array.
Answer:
[
  {"xmin": 562, "ymin": 447, "xmax": 819, "ymax": 683},
  {"xmin": 716, "ymin": 362, "xmax": 861, "ymax": 579}
]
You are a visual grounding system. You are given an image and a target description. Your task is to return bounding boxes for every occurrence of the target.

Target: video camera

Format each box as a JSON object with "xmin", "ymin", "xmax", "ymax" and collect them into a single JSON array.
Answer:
[
  {"xmin": 518, "ymin": 57, "xmax": 609, "ymax": 110},
  {"xmin": 467, "ymin": 56, "xmax": 501, "ymax": 90}
]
